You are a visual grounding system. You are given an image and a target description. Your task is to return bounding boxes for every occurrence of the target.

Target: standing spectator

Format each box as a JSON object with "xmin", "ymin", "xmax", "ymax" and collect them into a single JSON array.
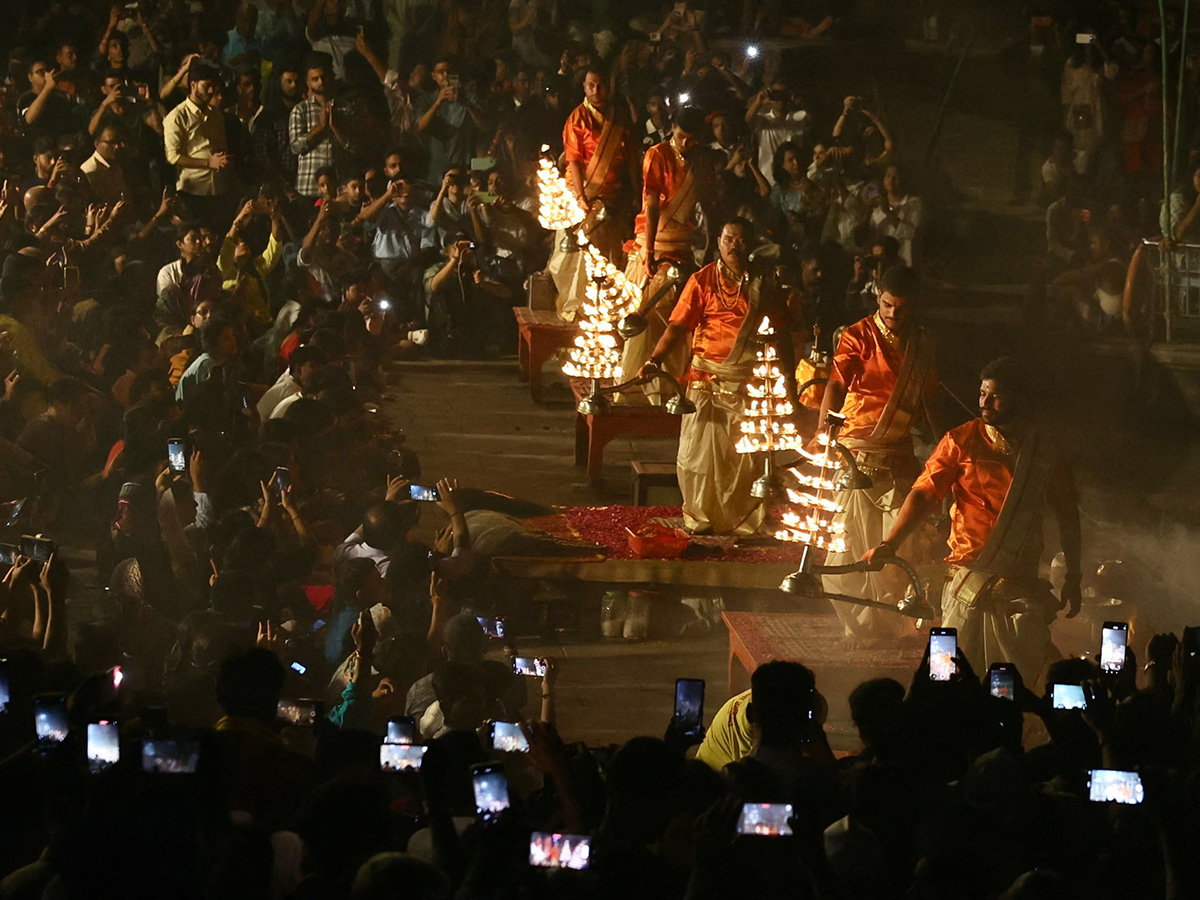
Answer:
[
  {"xmin": 416, "ymin": 59, "xmax": 487, "ymax": 184},
  {"xmin": 870, "ymin": 165, "xmax": 922, "ymax": 267},
  {"xmin": 1061, "ymin": 35, "xmax": 1116, "ymax": 176},
  {"xmin": 289, "ymin": 58, "xmax": 351, "ymax": 199},
  {"xmin": 746, "ymin": 81, "xmax": 809, "ymax": 186},
  {"xmin": 80, "ymin": 125, "xmax": 129, "ymax": 207},
  {"xmin": 251, "ymin": 63, "xmax": 304, "ymax": 189},
  {"xmin": 162, "ymin": 61, "xmax": 232, "ymax": 218},
  {"xmin": 18, "ymin": 57, "xmax": 85, "ymax": 140},
  {"xmin": 223, "ymin": 2, "xmax": 263, "ymax": 66},
  {"xmin": 306, "ymin": 0, "xmax": 359, "ymax": 80}
]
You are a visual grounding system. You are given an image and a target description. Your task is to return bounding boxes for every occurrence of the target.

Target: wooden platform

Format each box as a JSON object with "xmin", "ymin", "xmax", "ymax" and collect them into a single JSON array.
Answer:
[
  {"xmin": 721, "ymin": 611, "xmax": 925, "ymax": 693},
  {"xmin": 514, "ymin": 308, "xmax": 576, "ymax": 402},
  {"xmin": 571, "ymin": 380, "xmax": 682, "ymax": 482}
]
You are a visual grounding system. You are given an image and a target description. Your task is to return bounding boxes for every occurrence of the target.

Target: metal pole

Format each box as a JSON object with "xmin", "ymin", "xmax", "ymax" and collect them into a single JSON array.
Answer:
[
  {"xmin": 923, "ymin": 26, "xmax": 977, "ymax": 166},
  {"xmin": 1172, "ymin": 0, "xmax": 1191, "ymax": 190},
  {"xmin": 1161, "ymin": 1, "xmax": 1174, "ymax": 340}
]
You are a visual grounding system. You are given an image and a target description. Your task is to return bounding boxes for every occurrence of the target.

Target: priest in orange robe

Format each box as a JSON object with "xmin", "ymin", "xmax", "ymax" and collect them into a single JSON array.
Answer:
[
  {"xmin": 814, "ymin": 266, "xmax": 939, "ymax": 642},
  {"xmin": 639, "ymin": 218, "xmax": 777, "ymax": 534},
  {"xmin": 865, "ymin": 357, "xmax": 1082, "ymax": 682},
  {"xmin": 617, "ymin": 106, "xmax": 706, "ymax": 406},
  {"xmin": 550, "ymin": 68, "xmax": 639, "ymax": 319}
]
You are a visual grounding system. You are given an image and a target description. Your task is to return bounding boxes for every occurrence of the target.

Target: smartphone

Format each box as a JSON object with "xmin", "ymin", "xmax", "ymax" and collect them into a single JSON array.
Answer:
[
  {"xmin": 1100, "ymin": 622, "xmax": 1128, "ymax": 674},
  {"xmin": 168, "ymin": 439, "xmax": 186, "ymax": 472},
  {"xmin": 376, "ymin": 298, "xmax": 392, "ymax": 312},
  {"xmin": 512, "ymin": 656, "xmax": 548, "ymax": 678},
  {"xmin": 1075, "ymin": 33, "xmax": 1097, "ymax": 44},
  {"xmin": 988, "ymin": 663, "xmax": 1016, "ymax": 701},
  {"xmin": 2, "ymin": 497, "xmax": 25, "ymax": 527},
  {"xmin": 474, "ymin": 191, "xmax": 498, "ymax": 204},
  {"xmin": 289, "ymin": 661, "xmax": 308, "ymax": 675},
  {"xmin": 673, "ymin": 678, "xmax": 705, "ymax": 739},
  {"xmin": 385, "ymin": 715, "xmax": 417, "ymax": 745},
  {"xmin": 19, "ymin": 536, "xmax": 55, "ymax": 563},
  {"xmin": 0, "ymin": 543, "xmax": 16, "ymax": 565},
  {"xmin": 489, "ymin": 720, "xmax": 529, "ymax": 753},
  {"xmin": 380, "ymin": 743, "xmax": 427, "ymax": 771},
  {"xmin": 448, "ymin": 74, "xmax": 460, "ymax": 90},
  {"xmin": 736, "ymin": 802, "xmax": 795, "ymax": 837},
  {"xmin": 1051, "ymin": 683, "xmax": 1087, "ymax": 710},
  {"xmin": 408, "ymin": 483, "xmax": 441, "ymax": 502},
  {"xmin": 274, "ymin": 466, "xmax": 290, "ymax": 496},
  {"xmin": 0, "ymin": 661, "xmax": 9, "ymax": 715},
  {"xmin": 928, "ymin": 628, "xmax": 957, "ymax": 682},
  {"xmin": 1185, "ymin": 627, "xmax": 1200, "ymax": 660},
  {"xmin": 476, "ymin": 616, "xmax": 505, "ymax": 639},
  {"xmin": 87, "ymin": 721, "xmax": 121, "ymax": 773},
  {"xmin": 111, "ymin": 665, "xmax": 123, "ymax": 690},
  {"xmin": 311, "ymin": 618, "xmax": 326, "ymax": 632},
  {"xmin": 471, "ymin": 762, "xmax": 510, "ymax": 820},
  {"xmin": 141, "ymin": 739, "xmax": 200, "ymax": 774},
  {"xmin": 470, "ymin": 156, "xmax": 496, "ymax": 171},
  {"xmin": 1087, "ymin": 769, "xmax": 1144, "ymax": 804},
  {"xmin": 62, "ymin": 266, "xmax": 80, "ymax": 295},
  {"xmin": 34, "ymin": 694, "xmax": 68, "ymax": 743},
  {"xmin": 277, "ymin": 698, "xmax": 322, "ymax": 726},
  {"xmin": 529, "ymin": 832, "xmax": 592, "ymax": 870}
]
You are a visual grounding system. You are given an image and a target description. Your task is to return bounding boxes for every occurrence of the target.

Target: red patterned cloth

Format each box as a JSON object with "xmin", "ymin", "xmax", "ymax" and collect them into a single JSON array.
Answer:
[{"xmin": 522, "ymin": 506, "xmax": 804, "ymax": 564}]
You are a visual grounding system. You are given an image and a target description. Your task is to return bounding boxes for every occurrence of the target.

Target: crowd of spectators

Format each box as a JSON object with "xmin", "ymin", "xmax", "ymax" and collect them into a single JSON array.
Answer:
[
  {"xmin": 0, "ymin": 1, "xmax": 1196, "ymax": 899},
  {"xmin": 1012, "ymin": 3, "xmax": 1200, "ymax": 335}
]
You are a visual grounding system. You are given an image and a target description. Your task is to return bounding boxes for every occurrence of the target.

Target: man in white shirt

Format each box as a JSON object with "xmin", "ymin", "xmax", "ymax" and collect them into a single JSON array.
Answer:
[
  {"xmin": 162, "ymin": 61, "xmax": 232, "ymax": 204},
  {"xmin": 80, "ymin": 125, "xmax": 129, "ymax": 206},
  {"xmin": 747, "ymin": 82, "xmax": 809, "ymax": 186},
  {"xmin": 256, "ymin": 346, "xmax": 327, "ymax": 421}
]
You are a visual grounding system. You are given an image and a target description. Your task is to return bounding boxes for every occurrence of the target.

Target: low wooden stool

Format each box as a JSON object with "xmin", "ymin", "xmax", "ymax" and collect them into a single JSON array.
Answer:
[{"xmin": 631, "ymin": 461, "xmax": 681, "ymax": 506}]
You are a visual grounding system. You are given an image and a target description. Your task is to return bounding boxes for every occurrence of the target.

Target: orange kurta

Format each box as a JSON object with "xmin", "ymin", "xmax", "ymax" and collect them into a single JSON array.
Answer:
[
  {"xmin": 633, "ymin": 141, "xmax": 694, "ymax": 258},
  {"xmin": 562, "ymin": 103, "xmax": 630, "ymax": 204},
  {"xmin": 912, "ymin": 418, "xmax": 1023, "ymax": 567},
  {"xmin": 833, "ymin": 317, "xmax": 938, "ymax": 442},
  {"xmin": 670, "ymin": 263, "xmax": 748, "ymax": 366}
]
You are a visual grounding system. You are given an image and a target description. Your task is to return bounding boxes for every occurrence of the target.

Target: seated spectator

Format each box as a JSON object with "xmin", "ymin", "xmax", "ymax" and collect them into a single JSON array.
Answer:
[{"xmin": 869, "ymin": 164, "xmax": 922, "ymax": 266}]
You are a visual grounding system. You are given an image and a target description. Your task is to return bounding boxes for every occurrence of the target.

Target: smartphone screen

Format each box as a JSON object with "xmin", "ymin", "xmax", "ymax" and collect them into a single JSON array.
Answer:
[
  {"xmin": 289, "ymin": 661, "xmax": 308, "ymax": 675},
  {"xmin": 2, "ymin": 497, "xmax": 25, "ymax": 527},
  {"xmin": 380, "ymin": 743, "xmax": 427, "ymax": 771},
  {"xmin": 1051, "ymin": 683, "xmax": 1087, "ymax": 710},
  {"xmin": 274, "ymin": 466, "xmax": 290, "ymax": 495},
  {"xmin": 988, "ymin": 664, "xmax": 1015, "ymax": 700},
  {"xmin": 34, "ymin": 695, "xmax": 69, "ymax": 743},
  {"xmin": 736, "ymin": 802, "xmax": 795, "ymax": 836},
  {"xmin": 513, "ymin": 657, "xmax": 548, "ymax": 677},
  {"xmin": 87, "ymin": 721, "xmax": 121, "ymax": 773},
  {"xmin": 490, "ymin": 721, "xmax": 529, "ymax": 753},
  {"xmin": 929, "ymin": 628, "xmax": 957, "ymax": 682},
  {"xmin": 0, "ymin": 662, "xmax": 9, "ymax": 715},
  {"xmin": 1100, "ymin": 622, "xmax": 1128, "ymax": 674},
  {"xmin": 408, "ymin": 483, "xmax": 442, "ymax": 502},
  {"xmin": 472, "ymin": 763, "xmax": 510, "ymax": 820},
  {"xmin": 476, "ymin": 616, "xmax": 505, "ymax": 639},
  {"xmin": 674, "ymin": 678, "xmax": 705, "ymax": 739},
  {"xmin": 385, "ymin": 716, "xmax": 417, "ymax": 745},
  {"xmin": 19, "ymin": 536, "xmax": 55, "ymax": 563},
  {"xmin": 168, "ymin": 439, "xmax": 186, "ymax": 472},
  {"xmin": 0, "ymin": 543, "xmax": 16, "ymax": 566},
  {"xmin": 1087, "ymin": 769, "xmax": 1144, "ymax": 804},
  {"xmin": 277, "ymin": 699, "xmax": 322, "ymax": 726},
  {"xmin": 141, "ymin": 739, "xmax": 201, "ymax": 774},
  {"xmin": 529, "ymin": 832, "xmax": 592, "ymax": 869}
]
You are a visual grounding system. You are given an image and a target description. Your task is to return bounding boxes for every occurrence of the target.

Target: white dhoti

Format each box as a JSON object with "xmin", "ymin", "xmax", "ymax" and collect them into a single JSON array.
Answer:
[
  {"xmin": 822, "ymin": 472, "xmax": 908, "ymax": 641},
  {"xmin": 677, "ymin": 380, "xmax": 763, "ymax": 535},
  {"xmin": 615, "ymin": 247, "xmax": 687, "ymax": 405},
  {"xmin": 939, "ymin": 568, "xmax": 1061, "ymax": 687},
  {"xmin": 547, "ymin": 231, "xmax": 589, "ymax": 321}
]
